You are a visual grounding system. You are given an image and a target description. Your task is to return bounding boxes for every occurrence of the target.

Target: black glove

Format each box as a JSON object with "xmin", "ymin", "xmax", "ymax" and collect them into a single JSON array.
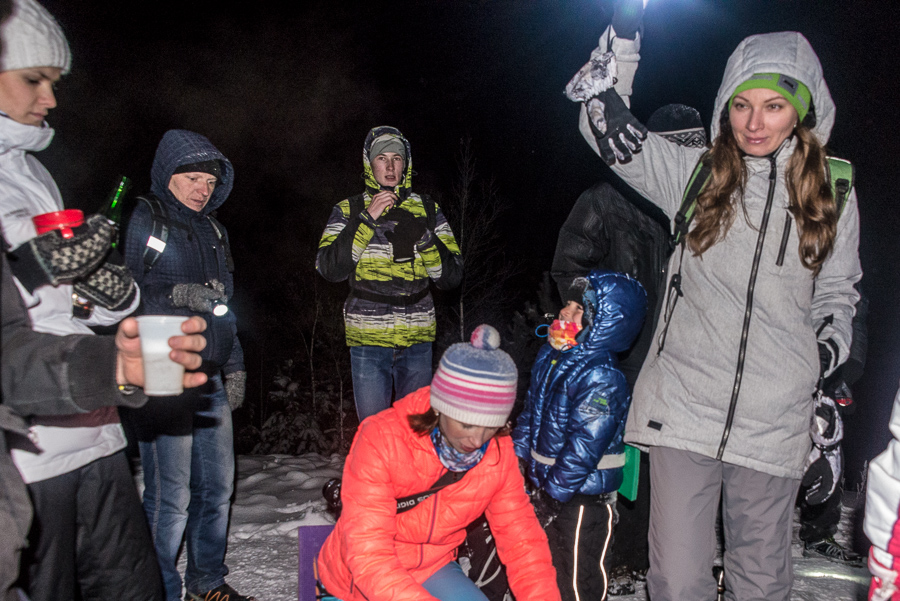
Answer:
[
  {"xmin": 802, "ymin": 444, "xmax": 841, "ymax": 505},
  {"xmin": 225, "ymin": 370, "xmax": 247, "ymax": 411},
  {"xmin": 818, "ymin": 339, "xmax": 838, "ymax": 379},
  {"xmin": 611, "ymin": 0, "xmax": 643, "ymax": 40},
  {"xmin": 590, "ymin": 89, "xmax": 648, "ymax": 166},
  {"xmin": 532, "ymin": 489, "xmax": 563, "ymax": 527},
  {"xmin": 827, "ymin": 379, "xmax": 856, "ymax": 415},
  {"xmin": 171, "ymin": 279, "xmax": 226, "ymax": 313},
  {"xmin": 322, "ymin": 478, "xmax": 342, "ymax": 519},
  {"xmin": 73, "ymin": 249, "xmax": 136, "ymax": 311},
  {"xmin": 384, "ymin": 213, "xmax": 428, "ymax": 263},
  {"xmin": 6, "ymin": 214, "xmax": 113, "ymax": 293}
]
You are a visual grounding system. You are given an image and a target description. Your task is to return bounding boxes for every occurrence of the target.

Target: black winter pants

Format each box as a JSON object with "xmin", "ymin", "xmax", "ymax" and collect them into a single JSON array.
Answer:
[
  {"xmin": 798, "ymin": 484, "xmax": 843, "ymax": 542},
  {"xmin": 545, "ymin": 493, "xmax": 616, "ymax": 601},
  {"xmin": 18, "ymin": 451, "xmax": 164, "ymax": 601}
]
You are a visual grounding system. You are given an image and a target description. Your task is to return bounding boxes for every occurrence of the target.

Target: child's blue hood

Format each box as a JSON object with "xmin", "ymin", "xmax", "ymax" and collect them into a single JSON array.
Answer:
[{"xmin": 578, "ymin": 270, "xmax": 647, "ymax": 354}]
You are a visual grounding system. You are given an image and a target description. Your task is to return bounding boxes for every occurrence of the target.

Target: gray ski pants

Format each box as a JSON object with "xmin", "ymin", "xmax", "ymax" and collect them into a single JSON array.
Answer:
[{"xmin": 647, "ymin": 447, "xmax": 800, "ymax": 601}]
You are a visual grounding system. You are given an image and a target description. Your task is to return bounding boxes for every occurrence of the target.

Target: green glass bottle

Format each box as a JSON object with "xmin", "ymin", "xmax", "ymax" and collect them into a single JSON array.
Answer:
[{"xmin": 101, "ymin": 175, "xmax": 132, "ymax": 249}]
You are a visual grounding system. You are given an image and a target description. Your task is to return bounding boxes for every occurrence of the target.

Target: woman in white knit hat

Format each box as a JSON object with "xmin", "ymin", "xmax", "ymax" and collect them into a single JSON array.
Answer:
[
  {"xmin": 316, "ymin": 324, "xmax": 561, "ymax": 601},
  {"xmin": 0, "ymin": 1, "xmax": 156, "ymax": 600}
]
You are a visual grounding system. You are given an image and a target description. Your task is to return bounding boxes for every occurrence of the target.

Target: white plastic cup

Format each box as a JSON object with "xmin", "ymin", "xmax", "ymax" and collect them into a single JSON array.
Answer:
[{"xmin": 136, "ymin": 315, "xmax": 190, "ymax": 396}]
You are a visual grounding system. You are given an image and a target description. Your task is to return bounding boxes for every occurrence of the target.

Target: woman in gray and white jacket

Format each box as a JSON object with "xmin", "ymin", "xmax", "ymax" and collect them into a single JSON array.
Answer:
[{"xmin": 577, "ymin": 32, "xmax": 861, "ymax": 600}]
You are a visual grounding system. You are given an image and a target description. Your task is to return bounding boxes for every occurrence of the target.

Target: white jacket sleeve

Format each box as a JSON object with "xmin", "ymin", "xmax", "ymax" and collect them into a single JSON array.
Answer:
[
  {"xmin": 865, "ymin": 382, "xmax": 900, "ymax": 572},
  {"xmin": 578, "ymin": 24, "xmax": 641, "ymax": 158}
]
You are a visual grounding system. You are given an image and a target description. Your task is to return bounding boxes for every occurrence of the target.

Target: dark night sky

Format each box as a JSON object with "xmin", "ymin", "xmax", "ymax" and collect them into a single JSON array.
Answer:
[{"xmin": 33, "ymin": 0, "xmax": 900, "ymax": 474}]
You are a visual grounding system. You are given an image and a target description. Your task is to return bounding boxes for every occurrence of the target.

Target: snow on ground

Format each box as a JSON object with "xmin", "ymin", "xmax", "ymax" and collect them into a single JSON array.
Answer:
[{"xmin": 182, "ymin": 454, "xmax": 871, "ymax": 600}]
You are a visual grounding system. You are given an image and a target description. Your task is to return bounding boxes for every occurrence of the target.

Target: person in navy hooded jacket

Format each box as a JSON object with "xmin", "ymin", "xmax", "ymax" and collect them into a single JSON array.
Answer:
[
  {"xmin": 514, "ymin": 270, "xmax": 646, "ymax": 601},
  {"xmin": 123, "ymin": 130, "xmax": 252, "ymax": 601}
]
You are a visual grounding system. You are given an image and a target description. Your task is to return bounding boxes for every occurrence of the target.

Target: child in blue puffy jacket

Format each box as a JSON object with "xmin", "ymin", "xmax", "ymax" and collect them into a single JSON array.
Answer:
[{"xmin": 513, "ymin": 269, "xmax": 646, "ymax": 601}]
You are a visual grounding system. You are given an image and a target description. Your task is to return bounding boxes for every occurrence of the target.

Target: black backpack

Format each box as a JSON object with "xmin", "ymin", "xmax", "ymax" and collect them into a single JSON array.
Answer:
[{"xmin": 136, "ymin": 194, "xmax": 234, "ymax": 274}]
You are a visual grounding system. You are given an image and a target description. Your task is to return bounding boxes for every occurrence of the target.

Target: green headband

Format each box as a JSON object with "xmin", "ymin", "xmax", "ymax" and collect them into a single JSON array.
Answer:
[{"xmin": 729, "ymin": 73, "xmax": 811, "ymax": 122}]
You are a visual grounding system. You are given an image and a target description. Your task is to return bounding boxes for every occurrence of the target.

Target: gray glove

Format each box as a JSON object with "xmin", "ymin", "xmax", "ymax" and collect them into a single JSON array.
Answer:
[
  {"xmin": 7, "ymin": 214, "xmax": 113, "ymax": 293},
  {"xmin": 171, "ymin": 279, "xmax": 226, "ymax": 313},
  {"xmin": 73, "ymin": 250, "xmax": 136, "ymax": 311},
  {"xmin": 224, "ymin": 370, "xmax": 246, "ymax": 411}
]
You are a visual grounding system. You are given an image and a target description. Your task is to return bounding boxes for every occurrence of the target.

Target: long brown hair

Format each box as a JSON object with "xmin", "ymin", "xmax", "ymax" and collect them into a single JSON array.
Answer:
[{"xmin": 686, "ymin": 115, "xmax": 837, "ymax": 275}]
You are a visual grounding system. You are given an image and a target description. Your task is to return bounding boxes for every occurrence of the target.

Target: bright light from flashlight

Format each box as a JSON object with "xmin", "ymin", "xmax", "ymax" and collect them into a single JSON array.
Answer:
[{"xmin": 213, "ymin": 303, "xmax": 229, "ymax": 317}]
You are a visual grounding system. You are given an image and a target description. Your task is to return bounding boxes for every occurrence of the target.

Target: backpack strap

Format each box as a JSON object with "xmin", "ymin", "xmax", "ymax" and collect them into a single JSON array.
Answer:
[
  {"xmin": 207, "ymin": 214, "xmax": 235, "ymax": 273},
  {"xmin": 671, "ymin": 150, "xmax": 713, "ymax": 252},
  {"xmin": 826, "ymin": 156, "xmax": 854, "ymax": 219},
  {"xmin": 395, "ymin": 469, "xmax": 465, "ymax": 514},
  {"xmin": 670, "ymin": 153, "xmax": 853, "ymax": 253},
  {"xmin": 138, "ymin": 194, "xmax": 169, "ymax": 274}
]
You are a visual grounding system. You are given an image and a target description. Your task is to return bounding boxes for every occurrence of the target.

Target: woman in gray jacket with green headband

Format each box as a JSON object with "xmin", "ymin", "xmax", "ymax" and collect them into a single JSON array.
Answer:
[{"xmin": 576, "ymin": 31, "xmax": 861, "ymax": 600}]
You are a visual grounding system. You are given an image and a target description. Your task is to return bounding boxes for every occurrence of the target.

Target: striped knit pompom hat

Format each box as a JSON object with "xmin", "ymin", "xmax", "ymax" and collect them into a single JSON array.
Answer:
[{"xmin": 430, "ymin": 324, "xmax": 517, "ymax": 428}]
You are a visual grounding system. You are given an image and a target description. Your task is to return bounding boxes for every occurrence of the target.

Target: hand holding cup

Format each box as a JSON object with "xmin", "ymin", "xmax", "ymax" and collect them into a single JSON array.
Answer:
[{"xmin": 116, "ymin": 315, "xmax": 208, "ymax": 395}]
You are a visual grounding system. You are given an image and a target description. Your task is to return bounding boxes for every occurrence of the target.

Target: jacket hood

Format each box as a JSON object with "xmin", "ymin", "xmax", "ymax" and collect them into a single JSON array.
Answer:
[
  {"xmin": 0, "ymin": 113, "xmax": 54, "ymax": 153},
  {"xmin": 577, "ymin": 270, "xmax": 647, "ymax": 354},
  {"xmin": 711, "ymin": 32, "xmax": 835, "ymax": 145},
  {"xmin": 362, "ymin": 125, "xmax": 413, "ymax": 200},
  {"xmin": 150, "ymin": 129, "xmax": 234, "ymax": 216}
]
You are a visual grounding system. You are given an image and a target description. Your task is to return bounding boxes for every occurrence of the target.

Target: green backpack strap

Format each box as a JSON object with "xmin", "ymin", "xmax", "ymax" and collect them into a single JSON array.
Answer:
[
  {"xmin": 671, "ymin": 150, "xmax": 713, "ymax": 252},
  {"xmin": 826, "ymin": 156, "xmax": 854, "ymax": 219},
  {"xmin": 671, "ymin": 153, "xmax": 853, "ymax": 254}
]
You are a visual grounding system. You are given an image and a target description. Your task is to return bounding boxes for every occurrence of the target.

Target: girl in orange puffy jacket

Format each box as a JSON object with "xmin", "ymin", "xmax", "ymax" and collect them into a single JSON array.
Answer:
[{"xmin": 316, "ymin": 325, "xmax": 561, "ymax": 601}]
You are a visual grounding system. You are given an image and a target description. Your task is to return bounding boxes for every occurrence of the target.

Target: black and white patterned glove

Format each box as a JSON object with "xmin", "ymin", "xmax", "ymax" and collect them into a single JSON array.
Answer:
[
  {"xmin": 565, "ymin": 47, "xmax": 617, "ymax": 106},
  {"xmin": 590, "ymin": 89, "xmax": 648, "ymax": 165},
  {"xmin": 802, "ymin": 392, "xmax": 844, "ymax": 505},
  {"xmin": 6, "ymin": 214, "xmax": 113, "ymax": 293},
  {"xmin": 810, "ymin": 392, "xmax": 844, "ymax": 448},
  {"xmin": 225, "ymin": 370, "xmax": 247, "ymax": 411},
  {"xmin": 171, "ymin": 279, "xmax": 226, "ymax": 313},
  {"xmin": 73, "ymin": 249, "xmax": 136, "ymax": 311},
  {"xmin": 802, "ymin": 444, "xmax": 842, "ymax": 505}
]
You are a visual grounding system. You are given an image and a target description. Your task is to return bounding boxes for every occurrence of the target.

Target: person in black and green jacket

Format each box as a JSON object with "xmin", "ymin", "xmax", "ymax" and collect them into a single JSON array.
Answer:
[{"xmin": 317, "ymin": 126, "xmax": 462, "ymax": 421}]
